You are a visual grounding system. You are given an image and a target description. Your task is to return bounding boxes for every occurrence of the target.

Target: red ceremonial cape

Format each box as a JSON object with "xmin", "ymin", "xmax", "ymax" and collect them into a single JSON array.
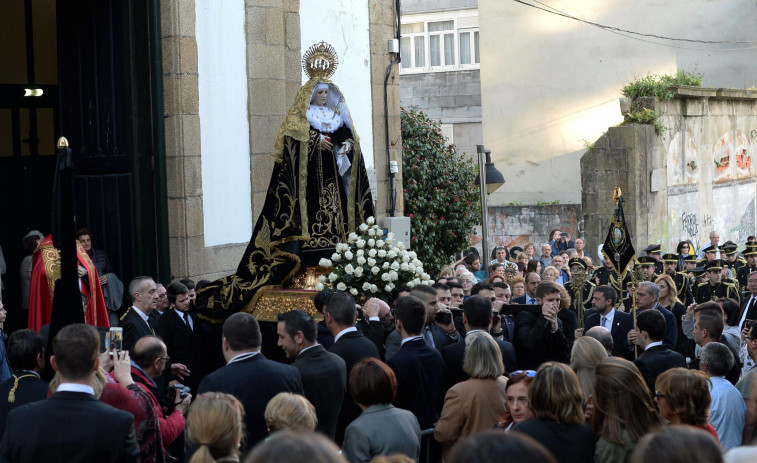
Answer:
[{"xmin": 28, "ymin": 235, "xmax": 109, "ymax": 331}]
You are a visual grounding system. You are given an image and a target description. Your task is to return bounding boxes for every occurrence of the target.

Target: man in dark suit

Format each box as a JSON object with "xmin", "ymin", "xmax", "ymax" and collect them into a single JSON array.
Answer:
[
  {"xmin": 443, "ymin": 295, "xmax": 517, "ymax": 392},
  {"xmin": 147, "ymin": 283, "xmax": 169, "ymax": 329},
  {"xmin": 512, "ymin": 272, "xmax": 540, "ymax": 305},
  {"xmin": 325, "ymin": 292, "xmax": 380, "ymax": 444},
  {"xmin": 514, "ymin": 281, "xmax": 570, "ymax": 369},
  {"xmin": 0, "ymin": 324, "xmax": 139, "ymax": 462},
  {"xmin": 627, "ymin": 281, "xmax": 678, "ymax": 351},
  {"xmin": 688, "ymin": 307, "xmax": 741, "ymax": 384},
  {"xmin": 313, "ymin": 290, "xmax": 335, "ymax": 348},
  {"xmin": 277, "ymin": 309, "xmax": 346, "ymax": 440},
  {"xmin": 387, "ymin": 296, "xmax": 445, "ymax": 429},
  {"xmin": 120, "ymin": 276, "xmax": 159, "ymax": 352},
  {"xmin": 0, "ymin": 330, "xmax": 48, "ymax": 438},
  {"xmin": 155, "ymin": 281, "xmax": 201, "ymax": 391},
  {"xmin": 198, "ymin": 313, "xmax": 303, "ymax": 449},
  {"xmin": 633, "ymin": 309, "xmax": 686, "ymax": 392},
  {"xmin": 582, "ymin": 285, "xmax": 634, "ymax": 359}
]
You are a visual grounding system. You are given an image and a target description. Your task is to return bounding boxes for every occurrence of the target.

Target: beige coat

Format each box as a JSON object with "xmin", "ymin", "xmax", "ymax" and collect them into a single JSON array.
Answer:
[{"xmin": 434, "ymin": 376, "xmax": 508, "ymax": 449}]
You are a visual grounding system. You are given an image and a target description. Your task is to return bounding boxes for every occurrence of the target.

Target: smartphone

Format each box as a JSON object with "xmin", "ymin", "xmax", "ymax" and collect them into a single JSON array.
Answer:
[
  {"xmin": 109, "ymin": 327, "xmax": 123, "ymax": 352},
  {"xmin": 435, "ymin": 311, "xmax": 452, "ymax": 325}
]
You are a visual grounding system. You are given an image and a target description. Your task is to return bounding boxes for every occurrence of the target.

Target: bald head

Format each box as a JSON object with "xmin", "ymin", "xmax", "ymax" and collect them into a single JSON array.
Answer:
[
  {"xmin": 132, "ymin": 336, "xmax": 167, "ymax": 378},
  {"xmin": 585, "ymin": 326, "xmax": 613, "ymax": 356}
]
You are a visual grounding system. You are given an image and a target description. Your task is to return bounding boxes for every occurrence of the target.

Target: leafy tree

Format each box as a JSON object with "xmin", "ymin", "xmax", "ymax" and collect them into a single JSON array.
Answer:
[{"xmin": 401, "ymin": 106, "xmax": 480, "ymax": 276}]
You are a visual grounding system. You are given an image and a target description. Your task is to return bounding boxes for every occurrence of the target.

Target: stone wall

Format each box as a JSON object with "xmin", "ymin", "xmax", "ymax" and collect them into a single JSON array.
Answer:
[
  {"xmin": 475, "ymin": 203, "xmax": 584, "ymax": 258},
  {"xmin": 581, "ymin": 88, "xmax": 757, "ymax": 256},
  {"xmin": 161, "ymin": 0, "xmax": 401, "ymax": 282}
]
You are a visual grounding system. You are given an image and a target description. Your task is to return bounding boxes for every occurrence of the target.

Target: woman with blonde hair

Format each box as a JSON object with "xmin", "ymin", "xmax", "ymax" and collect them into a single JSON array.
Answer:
[
  {"xmin": 264, "ymin": 392, "xmax": 318, "ymax": 434},
  {"xmin": 653, "ymin": 368, "xmax": 718, "ymax": 440},
  {"xmin": 541, "ymin": 266, "xmax": 559, "ymax": 283},
  {"xmin": 569, "ymin": 336, "xmax": 608, "ymax": 403},
  {"xmin": 654, "ymin": 274, "xmax": 689, "ymax": 358},
  {"xmin": 512, "ymin": 362, "xmax": 593, "ymax": 463},
  {"xmin": 435, "ymin": 332, "xmax": 508, "ymax": 452},
  {"xmin": 592, "ymin": 357, "xmax": 660, "ymax": 462},
  {"xmin": 187, "ymin": 392, "xmax": 245, "ymax": 463}
]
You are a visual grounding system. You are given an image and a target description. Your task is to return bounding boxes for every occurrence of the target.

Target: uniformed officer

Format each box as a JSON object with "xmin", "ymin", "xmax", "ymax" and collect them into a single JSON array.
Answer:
[
  {"xmin": 644, "ymin": 244, "xmax": 664, "ymax": 275},
  {"xmin": 737, "ymin": 245, "xmax": 757, "ymax": 298},
  {"xmin": 695, "ymin": 260, "xmax": 739, "ymax": 303},
  {"xmin": 566, "ymin": 257, "xmax": 596, "ymax": 314},
  {"xmin": 637, "ymin": 256, "xmax": 660, "ymax": 282},
  {"xmin": 722, "ymin": 241, "xmax": 745, "ymax": 274},
  {"xmin": 700, "ymin": 244, "xmax": 720, "ymax": 265},
  {"xmin": 662, "ymin": 253, "xmax": 694, "ymax": 306}
]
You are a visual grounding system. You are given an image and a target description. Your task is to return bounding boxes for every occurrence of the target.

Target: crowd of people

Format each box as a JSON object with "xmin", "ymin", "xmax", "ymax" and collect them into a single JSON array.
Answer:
[{"xmin": 2, "ymin": 228, "xmax": 757, "ymax": 462}]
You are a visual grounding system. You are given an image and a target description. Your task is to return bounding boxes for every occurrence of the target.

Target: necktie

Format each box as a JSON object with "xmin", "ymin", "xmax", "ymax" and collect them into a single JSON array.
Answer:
[
  {"xmin": 422, "ymin": 327, "xmax": 435, "ymax": 348},
  {"xmin": 183, "ymin": 312, "xmax": 192, "ymax": 331},
  {"xmin": 528, "ymin": 297, "xmax": 536, "ymax": 305},
  {"xmin": 601, "ymin": 316, "xmax": 608, "ymax": 329},
  {"xmin": 750, "ymin": 298, "xmax": 757, "ymax": 316}
]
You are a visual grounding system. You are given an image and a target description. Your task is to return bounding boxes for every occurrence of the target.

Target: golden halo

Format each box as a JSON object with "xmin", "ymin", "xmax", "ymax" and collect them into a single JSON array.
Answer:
[{"xmin": 302, "ymin": 42, "xmax": 339, "ymax": 80}]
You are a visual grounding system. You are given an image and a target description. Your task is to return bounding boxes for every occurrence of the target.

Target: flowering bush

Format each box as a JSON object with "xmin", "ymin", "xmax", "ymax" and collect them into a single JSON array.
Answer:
[
  {"xmin": 316, "ymin": 216, "xmax": 433, "ymax": 301},
  {"xmin": 401, "ymin": 106, "xmax": 480, "ymax": 275}
]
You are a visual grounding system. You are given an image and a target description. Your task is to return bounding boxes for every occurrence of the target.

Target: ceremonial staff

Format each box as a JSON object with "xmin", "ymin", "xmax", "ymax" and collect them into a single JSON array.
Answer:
[{"xmin": 601, "ymin": 187, "xmax": 637, "ymax": 354}]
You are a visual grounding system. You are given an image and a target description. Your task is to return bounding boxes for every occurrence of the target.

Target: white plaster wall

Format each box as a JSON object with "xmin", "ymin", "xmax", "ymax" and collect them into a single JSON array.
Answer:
[
  {"xmin": 196, "ymin": 0, "xmax": 252, "ymax": 247},
  {"xmin": 479, "ymin": 0, "xmax": 757, "ymax": 206},
  {"xmin": 300, "ymin": 0, "xmax": 375, "ymax": 178}
]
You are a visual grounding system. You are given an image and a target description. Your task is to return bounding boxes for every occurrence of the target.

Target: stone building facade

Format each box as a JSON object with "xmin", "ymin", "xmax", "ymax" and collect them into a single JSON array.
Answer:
[{"xmin": 162, "ymin": 0, "xmax": 402, "ymax": 281}]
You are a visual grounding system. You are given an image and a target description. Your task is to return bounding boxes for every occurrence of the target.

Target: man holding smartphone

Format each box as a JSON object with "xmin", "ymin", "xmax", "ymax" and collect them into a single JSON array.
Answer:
[{"xmin": 513, "ymin": 281, "xmax": 570, "ymax": 369}]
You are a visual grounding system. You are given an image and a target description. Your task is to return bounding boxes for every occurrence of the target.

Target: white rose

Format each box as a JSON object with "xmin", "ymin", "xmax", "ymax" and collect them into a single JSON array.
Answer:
[
  {"xmin": 368, "ymin": 228, "xmax": 375, "ymax": 237},
  {"xmin": 350, "ymin": 288, "xmax": 359, "ymax": 295},
  {"xmin": 368, "ymin": 248, "xmax": 377, "ymax": 257},
  {"xmin": 382, "ymin": 262, "xmax": 390, "ymax": 269},
  {"xmin": 367, "ymin": 216, "xmax": 375, "ymax": 225},
  {"xmin": 400, "ymin": 262, "xmax": 409, "ymax": 271},
  {"xmin": 319, "ymin": 258, "xmax": 332, "ymax": 267},
  {"xmin": 408, "ymin": 263, "xmax": 416, "ymax": 273},
  {"xmin": 329, "ymin": 273, "xmax": 338, "ymax": 282},
  {"xmin": 377, "ymin": 250, "xmax": 387, "ymax": 258},
  {"xmin": 402, "ymin": 255, "xmax": 411, "ymax": 263},
  {"xmin": 344, "ymin": 251, "xmax": 353, "ymax": 260},
  {"xmin": 356, "ymin": 239, "xmax": 366, "ymax": 249},
  {"xmin": 412, "ymin": 259, "xmax": 422, "ymax": 267},
  {"xmin": 337, "ymin": 282, "xmax": 347, "ymax": 291},
  {"xmin": 389, "ymin": 270, "xmax": 399, "ymax": 281},
  {"xmin": 318, "ymin": 275, "xmax": 327, "ymax": 283},
  {"xmin": 344, "ymin": 264, "xmax": 354, "ymax": 274},
  {"xmin": 359, "ymin": 223, "xmax": 369, "ymax": 232},
  {"xmin": 348, "ymin": 232, "xmax": 358, "ymax": 241},
  {"xmin": 376, "ymin": 240, "xmax": 385, "ymax": 248},
  {"xmin": 371, "ymin": 266, "xmax": 380, "ymax": 275},
  {"xmin": 407, "ymin": 280, "xmax": 415, "ymax": 288},
  {"xmin": 363, "ymin": 282, "xmax": 372, "ymax": 291},
  {"xmin": 422, "ymin": 273, "xmax": 430, "ymax": 280},
  {"xmin": 354, "ymin": 266, "xmax": 364, "ymax": 277},
  {"xmin": 368, "ymin": 238, "xmax": 376, "ymax": 247},
  {"xmin": 356, "ymin": 249, "xmax": 364, "ymax": 257},
  {"xmin": 408, "ymin": 251, "xmax": 417, "ymax": 259},
  {"xmin": 385, "ymin": 285, "xmax": 393, "ymax": 292},
  {"xmin": 386, "ymin": 282, "xmax": 395, "ymax": 290},
  {"xmin": 315, "ymin": 283, "xmax": 324, "ymax": 291},
  {"xmin": 398, "ymin": 242, "xmax": 406, "ymax": 250},
  {"xmin": 390, "ymin": 262, "xmax": 400, "ymax": 271},
  {"xmin": 382, "ymin": 273, "xmax": 391, "ymax": 281},
  {"xmin": 357, "ymin": 256, "xmax": 367, "ymax": 265},
  {"xmin": 331, "ymin": 253, "xmax": 341, "ymax": 262},
  {"xmin": 370, "ymin": 284, "xmax": 378, "ymax": 293},
  {"xmin": 367, "ymin": 258, "xmax": 376, "ymax": 267},
  {"xmin": 387, "ymin": 232, "xmax": 395, "ymax": 240},
  {"xmin": 387, "ymin": 250, "xmax": 397, "ymax": 259}
]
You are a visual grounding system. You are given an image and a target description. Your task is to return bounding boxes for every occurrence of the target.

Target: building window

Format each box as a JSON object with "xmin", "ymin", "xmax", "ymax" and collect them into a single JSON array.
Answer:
[{"xmin": 400, "ymin": 13, "xmax": 479, "ymax": 73}]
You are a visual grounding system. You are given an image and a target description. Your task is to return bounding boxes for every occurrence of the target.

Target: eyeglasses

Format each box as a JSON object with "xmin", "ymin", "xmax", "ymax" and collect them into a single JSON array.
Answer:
[
  {"xmin": 509, "ymin": 370, "xmax": 536, "ymax": 378},
  {"xmin": 654, "ymin": 391, "xmax": 666, "ymax": 399},
  {"xmin": 159, "ymin": 356, "xmax": 170, "ymax": 362}
]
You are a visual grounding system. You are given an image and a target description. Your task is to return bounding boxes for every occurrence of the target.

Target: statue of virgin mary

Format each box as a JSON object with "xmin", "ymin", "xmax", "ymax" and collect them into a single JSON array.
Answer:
[{"xmin": 197, "ymin": 42, "xmax": 374, "ymax": 320}]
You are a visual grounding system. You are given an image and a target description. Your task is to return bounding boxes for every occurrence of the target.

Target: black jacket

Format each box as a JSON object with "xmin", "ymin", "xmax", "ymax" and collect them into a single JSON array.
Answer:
[
  {"xmin": 386, "ymin": 338, "xmax": 445, "ymax": 429},
  {"xmin": 0, "ymin": 391, "xmax": 139, "ymax": 462},
  {"xmin": 293, "ymin": 345, "xmax": 347, "ymax": 439},
  {"xmin": 328, "ymin": 330, "xmax": 380, "ymax": 444},
  {"xmin": 584, "ymin": 309, "xmax": 634, "ymax": 359},
  {"xmin": 635, "ymin": 344, "xmax": 687, "ymax": 392},
  {"xmin": 119, "ymin": 307, "xmax": 154, "ymax": 353},
  {"xmin": 198, "ymin": 353, "xmax": 303, "ymax": 449},
  {"xmin": 154, "ymin": 309, "xmax": 206, "ymax": 392},
  {"xmin": 0, "ymin": 372, "xmax": 49, "ymax": 438},
  {"xmin": 514, "ymin": 310, "xmax": 570, "ymax": 370}
]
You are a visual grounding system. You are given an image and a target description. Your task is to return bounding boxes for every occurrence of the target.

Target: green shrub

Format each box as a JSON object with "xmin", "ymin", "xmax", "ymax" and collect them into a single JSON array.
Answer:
[
  {"xmin": 401, "ymin": 106, "xmax": 480, "ymax": 276},
  {"xmin": 621, "ymin": 70, "xmax": 703, "ymax": 101},
  {"xmin": 621, "ymin": 108, "xmax": 666, "ymax": 135}
]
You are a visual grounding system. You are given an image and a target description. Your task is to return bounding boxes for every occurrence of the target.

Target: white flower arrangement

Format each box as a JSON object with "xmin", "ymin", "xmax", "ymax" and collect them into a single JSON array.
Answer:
[{"xmin": 315, "ymin": 217, "xmax": 434, "ymax": 300}]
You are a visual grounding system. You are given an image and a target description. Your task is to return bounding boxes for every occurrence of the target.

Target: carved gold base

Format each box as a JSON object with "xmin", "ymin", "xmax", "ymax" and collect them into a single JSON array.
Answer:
[
  {"xmin": 244, "ymin": 288, "xmax": 321, "ymax": 321},
  {"xmin": 242, "ymin": 267, "xmax": 329, "ymax": 321}
]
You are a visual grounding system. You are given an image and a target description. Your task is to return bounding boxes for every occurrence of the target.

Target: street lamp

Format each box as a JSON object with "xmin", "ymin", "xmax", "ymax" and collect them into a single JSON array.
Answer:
[{"xmin": 475, "ymin": 144, "xmax": 505, "ymax": 272}]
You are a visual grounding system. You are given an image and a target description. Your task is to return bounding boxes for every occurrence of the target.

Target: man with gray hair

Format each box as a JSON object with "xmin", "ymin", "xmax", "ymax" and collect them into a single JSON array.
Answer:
[
  {"xmin": 585, "ymin": 326, "xmax": 613, "ymax": 356},
  {"xmin": 700, "ymin": 342, "xmax": 745, "ymax": 450},
  {"xmin": 626, "ymin": 281, "xmax": 677, "ymax": 351},
  {"xmin": 698, "ymin": 230, "xmax": 721, "ymax": 259}
]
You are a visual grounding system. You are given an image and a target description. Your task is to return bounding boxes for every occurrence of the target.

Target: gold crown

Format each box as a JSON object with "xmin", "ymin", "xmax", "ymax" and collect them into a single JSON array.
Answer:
[{"xmin": 302, "ymin": 42, "xmax": 339, "ymax": 80}]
